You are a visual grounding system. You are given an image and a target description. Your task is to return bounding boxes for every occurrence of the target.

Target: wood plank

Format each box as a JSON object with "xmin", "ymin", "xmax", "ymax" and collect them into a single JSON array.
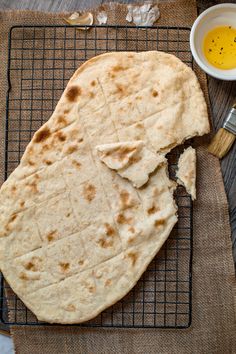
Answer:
[
  {"xmin": 208, "ymin": 79, "xmax": 236, "ymax": 263},
  {"xmin": 198, "ymin": 1, "xmax": 236, "ymax": 264},
  {"xmin": 0, "ymin": 0, "xmax": 103, "ymax": 11}
]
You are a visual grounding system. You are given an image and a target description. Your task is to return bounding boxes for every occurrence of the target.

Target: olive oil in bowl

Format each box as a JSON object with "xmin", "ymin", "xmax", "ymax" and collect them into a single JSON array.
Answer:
[{"xmin": 203, "ymin": 26, "xmax": 236, "ymax": 70}]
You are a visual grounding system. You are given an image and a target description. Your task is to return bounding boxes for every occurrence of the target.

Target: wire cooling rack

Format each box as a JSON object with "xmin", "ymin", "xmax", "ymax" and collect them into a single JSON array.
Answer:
[{"xmin": 1, "ymin": 25, "xmax": 193, "ymax": 328}]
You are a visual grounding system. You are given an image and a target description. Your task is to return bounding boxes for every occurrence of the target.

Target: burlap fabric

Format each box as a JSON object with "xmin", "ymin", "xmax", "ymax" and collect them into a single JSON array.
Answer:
[{"xmin": 0, "ymin": 1, "xmax": 235, "ymax": 353}]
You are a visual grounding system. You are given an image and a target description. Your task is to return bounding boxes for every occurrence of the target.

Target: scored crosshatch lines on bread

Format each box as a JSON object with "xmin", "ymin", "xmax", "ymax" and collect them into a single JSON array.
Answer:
[
  {"xmin": 78, "ymin": 76, "xmax": 155, "ymax": 251},
  {"xmin": 1, "ymin": 25, "xmax": 196, "ymax": 328},
  {"xmin": 6, "ymin": 27, "xmax": 193, "ymax": 177}
]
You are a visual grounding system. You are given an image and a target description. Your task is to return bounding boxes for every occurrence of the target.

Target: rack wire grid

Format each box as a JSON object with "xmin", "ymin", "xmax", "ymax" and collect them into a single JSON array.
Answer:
[{"xmin": 1, "ymin": 25, "xmax": 193, "ymax": 328}]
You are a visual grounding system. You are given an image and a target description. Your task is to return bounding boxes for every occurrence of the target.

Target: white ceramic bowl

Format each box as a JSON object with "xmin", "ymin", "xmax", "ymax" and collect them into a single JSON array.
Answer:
[{"xmin": 190, "ymin": 4, "xmax": 236, "ymax": 81}]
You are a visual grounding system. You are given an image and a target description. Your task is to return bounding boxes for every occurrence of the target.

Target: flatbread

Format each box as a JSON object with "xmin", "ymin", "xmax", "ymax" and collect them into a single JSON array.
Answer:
[
  {"xmin": 96, "ymin": 140, "xmax": 143, "ymax": 170},
  {"xmin": 0, "ymin": 51, "xmax": 209, "ymax": 324},
  {"xmin": 96, "ymin": 141, "xmax": 165, "ymax": 188},
  {"xmin": 176, "ymin": 146, "xmax": 197, "ymax": 200}
]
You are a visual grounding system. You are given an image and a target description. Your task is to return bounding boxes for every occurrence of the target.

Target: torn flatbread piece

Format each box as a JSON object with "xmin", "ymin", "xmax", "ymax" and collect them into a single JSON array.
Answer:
[
  {"xmin": 96, "ymin": 141, "xmax": 165, "ymax": 188},
  {"xmin": 96, "ymin": 140, "xmax": 143, "ymax": 170},
  {"xmin": 176, "ymin": 146, "xmax": 196, "ymax": 200}
]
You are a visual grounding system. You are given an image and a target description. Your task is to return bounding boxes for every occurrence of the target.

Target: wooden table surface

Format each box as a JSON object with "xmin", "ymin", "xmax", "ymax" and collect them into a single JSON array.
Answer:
[{"xmin": 0, "ymin": 0, "xmax": 235, "ymax": 265}]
